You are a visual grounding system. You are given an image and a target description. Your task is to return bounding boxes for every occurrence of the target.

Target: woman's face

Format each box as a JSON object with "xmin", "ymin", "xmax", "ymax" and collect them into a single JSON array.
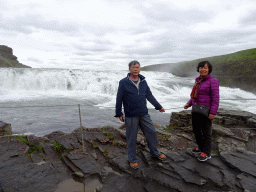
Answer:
[{"xmin": 199, "ymin": 64, "xmax": 209, "ymax": 77}]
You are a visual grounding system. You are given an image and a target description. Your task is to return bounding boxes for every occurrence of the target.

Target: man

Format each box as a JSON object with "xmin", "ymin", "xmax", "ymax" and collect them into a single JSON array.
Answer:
[{"xmin": 115, "ymin": 60, "xmax": 166, "ymax": 169}]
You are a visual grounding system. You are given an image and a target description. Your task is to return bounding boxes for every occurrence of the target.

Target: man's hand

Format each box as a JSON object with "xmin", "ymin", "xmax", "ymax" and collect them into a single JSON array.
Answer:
[
  {"xmin": 184, "ymin": 104, "xmax": 190, "ymax": 109},
  {"xmin": 159, "ymin": 108, "xmax": 165, "ymax": 112},
  {"xmin": 119, "ymin": 116, "xmax": 125, "ymax": 122},
  {"xmin": 208, "ymin": 114, "xmax": 215, "ymax": 120}
]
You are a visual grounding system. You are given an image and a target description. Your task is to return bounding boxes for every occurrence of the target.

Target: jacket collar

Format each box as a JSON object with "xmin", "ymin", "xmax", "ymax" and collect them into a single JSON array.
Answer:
[
  {"xmin": 127, "ymin": 73, "xmax": 145, "ymax": 81},
  {"xmin": 196, "ymin": 74, "xmax": 212, "ymax": 81}
]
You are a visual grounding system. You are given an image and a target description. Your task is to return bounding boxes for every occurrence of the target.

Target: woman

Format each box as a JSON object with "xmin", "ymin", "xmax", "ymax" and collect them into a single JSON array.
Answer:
[{"xmin": 184, "ymin": 61, "xmax": 219, "ymax": 161}]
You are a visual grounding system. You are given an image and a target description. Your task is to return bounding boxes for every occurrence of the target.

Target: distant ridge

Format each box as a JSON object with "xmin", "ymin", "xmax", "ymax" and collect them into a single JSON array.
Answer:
[
  {"xmin": 0, "ymin": 45, "xmax": 31, "ymax": 68},
  {"xmin": 142, "ymin": 48, "xmax": 256, "ymax": 93}
]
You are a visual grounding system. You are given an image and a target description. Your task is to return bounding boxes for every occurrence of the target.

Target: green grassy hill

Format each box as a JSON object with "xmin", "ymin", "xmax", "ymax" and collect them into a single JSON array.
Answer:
[
  {"xmin": 0, "ymin": 55, "xmax": 14, "ymax": 67},
  {"xmin": 142, "ymin": 48, "xmax": 256, "ymax": 93},
  {"xmin": 0, "ymin": 55, "xmax": 31, "ymax": 68},
  {"xmin": 0, "ymin": 45, "xmax": 31, "ymax": 68}
]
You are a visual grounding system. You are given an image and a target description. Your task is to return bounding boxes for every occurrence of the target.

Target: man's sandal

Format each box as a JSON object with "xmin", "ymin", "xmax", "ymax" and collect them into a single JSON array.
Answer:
[
  {"xmin": 158, "ymin": 154, "xmax": 167, "ymax": 161},
  {"xmin": 130, "ymin": 162, "xmax": 139, "ymax": 169}
]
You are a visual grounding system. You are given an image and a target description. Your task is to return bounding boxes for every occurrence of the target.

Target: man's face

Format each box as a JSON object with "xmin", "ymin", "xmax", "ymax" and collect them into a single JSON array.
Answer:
[{"xmin": 129, "ymin": 64, "xmax": 141, "ymax": 76}]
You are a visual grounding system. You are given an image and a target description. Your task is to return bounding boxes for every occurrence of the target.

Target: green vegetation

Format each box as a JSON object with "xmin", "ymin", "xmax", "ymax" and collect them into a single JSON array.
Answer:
[
  {"xmin": 161, "ymin": 134, "xmax": 170, "ymax": 141},
  {"xmin": 142, "ymin": 48, "xmax": 256, "ymax": 92},
  {"xmin": 166, "ymin": 125, "xmax": 174, "ymax": 133},
  {"xmin": 213, "ymin": 119, "xmax": 227, "ymax": 127},
  {"xmin": 101, "ymin": 130, "xmax": 115, "ymax": 140},
  {"xmin": 53, "ymin": 141, "xmax": 65, "ymax": 152},
  {"xmin": 112, "ymin": 141, "xmax": 118, "ymax": 146},
  {"xmin": 103, "ymin": 151, "xmax": 109, "ymax": 158},
  {"xmin": 0, "ymin": 45, "xmax": 31, "ymax": 68},
  {"xmin": 6, "ymin": 136, "xmax": 11, "ymax": 141},
  {"xmin": 0, "ymin": 55, "xmax": 13, "ymax": 67},
  {"xmin": 16, "ymin": 136, "xmax": 44, "ymax": 157}
]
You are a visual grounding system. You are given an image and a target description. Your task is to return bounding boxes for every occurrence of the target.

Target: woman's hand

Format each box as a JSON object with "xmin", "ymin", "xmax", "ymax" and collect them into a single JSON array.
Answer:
[
  {"xmin": 184, "ymin": 104, "xmax": 190, "ymax": 109},
  {"xmin": 208, "ymin": 114, "xmax": 215, "ymax": 120}
]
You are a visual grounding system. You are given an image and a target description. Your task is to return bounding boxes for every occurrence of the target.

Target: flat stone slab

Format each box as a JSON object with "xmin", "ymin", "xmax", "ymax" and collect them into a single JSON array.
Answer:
[
  {"xmin": 44, "ymin": 131, "xmax": 65, "ymax": 141},
  {"xmin": 221, "ymin": 169, "xmax": 237, "ymax": 190},
  {"xmin": 168, "ymin": 161, "xmax": 207, "ymax": 186},
  {"xmin": 217, "ymin": 137, "xmax": 246, "ymax": 153},
  {"xmin": 27, "ymin": 135, "xmax": 41, "ymax": 145},
  {"xmin": 0, "ymin": 162, "xmax": 69, "ymax": 192},
  {"xmin": 67, "ymin": 150, "xmax": 101, "ymax": 175},
  {"xmin": 167, "ymin": 134, "xmax": 194, "ymax": 150},
  {"xmin": 220, "ymin": 150, "xmax": 256, "ymax": 177},
  {"xmin": 55, "ymin": 134, "xmax": 81, "ymax": 149},
  {"xmin": 179, "ymin": 158, "xmax": 225, "ymax": 187},
  {"xmin": 100, "ymin": 172, "xmax": 146, "ymax": 192},
  {"xmin": 142, "ymin": 167, "xmax": 201, "ymax": 192},
  {"xmin": 237, "ymin": 174, "xmax": 256, "ymax": 192},
  {"xmin": 247, "ymin": 117, "xmax": 256, "ymax": 127},
  {"xmin": 40, "ymin": 142, "xmax": 60, "ymax": 162},
  {"xmin": 212, "ymin": 124, "xmax": 234, "ymax": 137},
  {"xmin": 0, "ymin": 139, "xmax": 28, "ymax": 161},
  {"xmin": 217, "ymin": 110, "xmax": 255, "ymax": 120}
]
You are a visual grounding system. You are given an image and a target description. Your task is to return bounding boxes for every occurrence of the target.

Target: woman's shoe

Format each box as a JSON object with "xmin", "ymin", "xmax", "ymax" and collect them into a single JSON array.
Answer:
[
  {"xmin": 197, "ymin": 152, "xmax": 211, "ymax": 161},
  {"xmin": 191, "ymin": 148, "xmax": 201, "ymax": 155}
]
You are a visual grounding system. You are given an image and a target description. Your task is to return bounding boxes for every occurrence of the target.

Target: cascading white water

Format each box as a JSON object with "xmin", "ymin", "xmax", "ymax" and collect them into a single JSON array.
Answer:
[
  {"xmin": 1, "ymin": 68, "xmax": 256, "ymax": 112},
  {"xmin": 0, "ymin": 68, "xmax": 256, "ymax": 136},
  {"xmin": 0, "ymin": 68, "xmax": 122, "ymax": 101}
]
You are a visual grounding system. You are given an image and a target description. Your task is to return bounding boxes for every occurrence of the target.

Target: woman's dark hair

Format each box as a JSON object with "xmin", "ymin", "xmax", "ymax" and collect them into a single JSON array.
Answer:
[
  {"xmin": 197, "ymin": 61, "xmax": 212, "ymax": 74},
  {"xmin": 128, "ymin": 60, "xmax": 140, "ymax": 68}
]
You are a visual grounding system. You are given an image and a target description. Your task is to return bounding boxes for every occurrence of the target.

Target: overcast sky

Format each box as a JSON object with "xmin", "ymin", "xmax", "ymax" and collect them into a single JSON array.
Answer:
[{"xmin": 0, "ymin": 0, "xmax": 256, "ymax": 69}]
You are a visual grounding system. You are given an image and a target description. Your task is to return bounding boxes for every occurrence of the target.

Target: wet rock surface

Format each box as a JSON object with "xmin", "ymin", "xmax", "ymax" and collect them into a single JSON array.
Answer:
[
  {"xmin": 0, "ymin": 109, "xmax": 256, "ymax": 192},
  {"xmin": 0, "ymin": 121, "xmax": 12, "ymax": 136}
]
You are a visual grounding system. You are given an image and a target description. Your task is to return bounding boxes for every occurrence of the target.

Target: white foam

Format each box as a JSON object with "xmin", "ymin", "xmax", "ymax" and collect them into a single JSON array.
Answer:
[{"xmin": 0, "ymin": 68, "xmax": 256, "ymax": 114}]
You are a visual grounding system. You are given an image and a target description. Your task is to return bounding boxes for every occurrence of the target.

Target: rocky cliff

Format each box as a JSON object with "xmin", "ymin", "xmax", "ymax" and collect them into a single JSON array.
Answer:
[
  {"xmin": 0, "ymin": 45, "xmax": 31, "ymax": 68},
  {"xmin": 0, "ymin": 109, "xmax": 256, "ymax": 192}
]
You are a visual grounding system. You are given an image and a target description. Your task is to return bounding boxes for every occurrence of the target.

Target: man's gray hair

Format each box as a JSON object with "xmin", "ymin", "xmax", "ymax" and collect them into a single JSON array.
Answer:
[{"xmin": 128, "ymin": 60, "xmax": 140, "ymax": 68}]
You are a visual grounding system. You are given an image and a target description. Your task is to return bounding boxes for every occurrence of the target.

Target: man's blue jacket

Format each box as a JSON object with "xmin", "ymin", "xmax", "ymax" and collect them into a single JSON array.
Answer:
[{"xmin": 115, "ymin": 73, "xmax": 162, "ymax": 117}]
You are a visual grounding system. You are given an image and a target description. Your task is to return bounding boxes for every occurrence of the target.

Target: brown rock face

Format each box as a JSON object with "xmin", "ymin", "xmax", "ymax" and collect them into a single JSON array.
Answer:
[
  {"xmin": 0, "ymin": 45, "xmax": 17, "ymax": 60},
  {"xmin": 0, "ymin": 121, "xmax": 12, "ymax": 136},
  {"xmin": 0, "ymin": 45, "xmax": 31, "ymax": 68}
]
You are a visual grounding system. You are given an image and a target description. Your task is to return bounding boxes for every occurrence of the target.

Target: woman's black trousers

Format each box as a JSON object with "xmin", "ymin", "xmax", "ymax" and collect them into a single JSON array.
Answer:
[{"xmin": 192, "ymin": 112, "xmax": 212, "ymax": 155}]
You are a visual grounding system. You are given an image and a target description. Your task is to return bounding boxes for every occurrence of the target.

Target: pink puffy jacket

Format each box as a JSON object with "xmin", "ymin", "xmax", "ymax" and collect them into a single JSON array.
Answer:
[{"xmin": 187, "ymin": 74, "xmax": 219, "ymax": 115}]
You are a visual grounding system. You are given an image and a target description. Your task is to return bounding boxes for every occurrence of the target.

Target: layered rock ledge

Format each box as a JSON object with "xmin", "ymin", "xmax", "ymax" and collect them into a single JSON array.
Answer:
[{"xmin": 0, "ymin": 109, "xmax": 256, "ymax": 192}]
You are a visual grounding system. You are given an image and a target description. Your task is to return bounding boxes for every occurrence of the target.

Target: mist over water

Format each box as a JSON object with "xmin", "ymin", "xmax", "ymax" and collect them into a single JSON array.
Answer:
[{"xmin": 0, "ymin": 68, "xmax": 256, "ymax": 136}]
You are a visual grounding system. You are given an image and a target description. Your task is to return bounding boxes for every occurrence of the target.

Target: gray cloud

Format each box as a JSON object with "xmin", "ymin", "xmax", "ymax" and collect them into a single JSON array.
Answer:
[
  {"xmin": 73, "ymin": 41, "xmax": 114, "ymax": 55},
  {"xmin": 27, "ymin": 57, "xmax": 43, "ymax": 63},
  {"xmin": 240, "ymin": 11, "xmax": 256, "ymax": 26},
  {"xmin": 0, "ymin": 13, "xmax": 117, "ymax": 38},
  {"xmin": 188, "ymin": 30, "xmax": 256, "ymax": 46},
  {"xmin": 139, "ymin": 3, "xmax": 212, "ymax": 24},
  {"xmin": 0, "ymin": 13, "xmax": 79, "ymax": 35},
  {"xmin": 122, "ymin": 38, "xmax": 176, "ymax": 56},
  {"xmin": 1, "ymin": 0, "xmax": 256, "ymax": 69}
]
